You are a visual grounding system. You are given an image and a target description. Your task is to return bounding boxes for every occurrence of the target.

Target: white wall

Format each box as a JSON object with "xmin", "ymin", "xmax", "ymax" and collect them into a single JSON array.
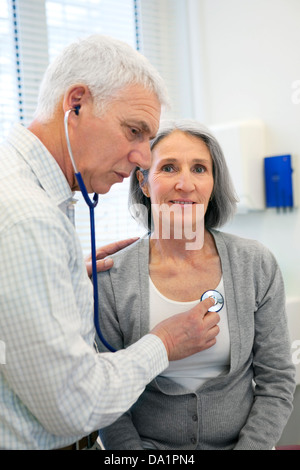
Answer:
[{"xmin": 189, "ymin": 0, "xmax": 300, "ymax": 297}]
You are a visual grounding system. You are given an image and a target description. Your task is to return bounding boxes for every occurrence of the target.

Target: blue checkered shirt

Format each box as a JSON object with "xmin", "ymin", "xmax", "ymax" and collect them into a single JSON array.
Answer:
[{"xmin": 0, "ymin": 124, "xmax": 168, "ymax": 449}]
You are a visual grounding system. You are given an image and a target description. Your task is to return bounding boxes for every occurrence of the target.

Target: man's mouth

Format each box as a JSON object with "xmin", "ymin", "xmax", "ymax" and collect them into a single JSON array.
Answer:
[{"xmin": 115, "ymin": 171, "xmax": 130, "ymax": 181}]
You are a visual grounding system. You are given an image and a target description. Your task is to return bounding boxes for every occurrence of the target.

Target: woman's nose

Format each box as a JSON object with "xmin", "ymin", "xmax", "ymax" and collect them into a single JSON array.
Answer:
[{"xmin": 175, "ymin": 171, "xmax": 195, "ymax": 192}]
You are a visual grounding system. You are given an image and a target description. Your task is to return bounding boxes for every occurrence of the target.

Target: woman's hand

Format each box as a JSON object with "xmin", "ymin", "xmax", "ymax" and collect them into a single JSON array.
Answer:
[{"xmin": 85, "ymin": 237, "xmax": 139, "ymax": 276}]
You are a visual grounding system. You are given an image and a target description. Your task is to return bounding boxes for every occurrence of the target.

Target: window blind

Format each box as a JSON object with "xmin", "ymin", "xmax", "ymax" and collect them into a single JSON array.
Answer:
[
  {"xmin": 46, "ymin": 0, "xmax": 137, "ymax": 54},
  {"xmin": 10, "ymin": 0, "xmax": 49, "ymax": 126},
  {"xmin": 139, "ymin": 0, "xmax": 193, "ymax": 120},
  {"xmin": 0, "ymin": 0, "xmax": 18, "ymax": 138}
]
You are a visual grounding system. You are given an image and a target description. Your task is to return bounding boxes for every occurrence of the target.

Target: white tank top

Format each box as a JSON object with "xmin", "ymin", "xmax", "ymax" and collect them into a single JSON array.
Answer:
[{"xmin": 149, "ymin": 276, "xmax": 231, "ymax": 391}]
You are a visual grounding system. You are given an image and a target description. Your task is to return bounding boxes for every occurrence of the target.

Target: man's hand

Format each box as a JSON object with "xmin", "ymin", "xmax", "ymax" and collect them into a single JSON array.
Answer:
[
  {"xmin": 85, "ymin": 237, "xmax": 139, "ymax": 276},
  {"xmin": 150, "ymin": 297, "xmax": 220, "ymax": 361}
]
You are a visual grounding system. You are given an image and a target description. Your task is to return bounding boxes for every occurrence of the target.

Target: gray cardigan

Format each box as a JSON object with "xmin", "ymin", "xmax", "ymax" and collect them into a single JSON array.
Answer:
[{"xmin": 96, "ymin": 230, "xmax": 296, "ymax": 450}]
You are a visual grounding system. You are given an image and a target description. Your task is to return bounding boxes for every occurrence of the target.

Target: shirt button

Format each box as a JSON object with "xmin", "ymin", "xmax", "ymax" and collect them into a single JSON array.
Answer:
[
  {"xmin": 192, "ymin": 414, "xmax": 198, "ymax": 421},
  {"xmin": 191, "ymin": 437, "xmax": 197, "ymax": 444}
]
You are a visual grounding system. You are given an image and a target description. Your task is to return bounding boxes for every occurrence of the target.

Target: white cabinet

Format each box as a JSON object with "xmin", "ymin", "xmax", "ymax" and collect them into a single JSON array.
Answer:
[{"xmin": 209, "ymin": 120, "xmax": 266, "ymax": 212}]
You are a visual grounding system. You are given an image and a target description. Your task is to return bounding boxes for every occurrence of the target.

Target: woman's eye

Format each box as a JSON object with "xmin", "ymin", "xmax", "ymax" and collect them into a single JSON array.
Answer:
[
  {"xmin": 193, "ymin": 165, "xmax": 205, "ymax": 173},
  {"xmin": 162, "ymin": 164, "xmax": 175, "ymax": 172}
]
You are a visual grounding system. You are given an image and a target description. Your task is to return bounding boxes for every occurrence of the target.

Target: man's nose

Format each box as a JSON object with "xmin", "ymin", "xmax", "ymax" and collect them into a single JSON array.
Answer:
[{"xmin": 128, "ymin": 142, "xmax": 152, "ymax": 169}]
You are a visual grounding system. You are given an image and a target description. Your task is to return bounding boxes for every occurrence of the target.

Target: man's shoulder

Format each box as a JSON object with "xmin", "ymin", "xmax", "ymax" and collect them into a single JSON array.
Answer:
[{"xmin": 0, "ymin": 173, "xmax": 68, "ymax": 237}]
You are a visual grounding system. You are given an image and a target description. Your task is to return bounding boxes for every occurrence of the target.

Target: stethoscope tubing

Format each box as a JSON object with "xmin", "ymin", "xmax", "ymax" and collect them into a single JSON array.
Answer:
[
  {"xmin": 64, "ymin": 109, "xmax": 116, "ymax": 352},
  {"xmin": 88, "ymin": 199, "xmax": 116, "ymax": 352}
]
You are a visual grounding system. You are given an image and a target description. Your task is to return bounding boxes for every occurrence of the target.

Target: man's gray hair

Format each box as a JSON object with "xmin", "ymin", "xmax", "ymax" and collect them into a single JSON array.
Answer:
[
  {"xmin": 35, "ymin": 34, "xmax": 169, "ymax": 122},
  {"xmin": 129, "ymin": 119, "xmax": 238, "ymax": 231}
]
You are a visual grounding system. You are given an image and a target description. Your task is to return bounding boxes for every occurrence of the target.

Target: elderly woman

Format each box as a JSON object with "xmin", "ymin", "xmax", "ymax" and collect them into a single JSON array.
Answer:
[{"xmin": 96, "ymin": 120, "xmax": 295, "ymax": 450}]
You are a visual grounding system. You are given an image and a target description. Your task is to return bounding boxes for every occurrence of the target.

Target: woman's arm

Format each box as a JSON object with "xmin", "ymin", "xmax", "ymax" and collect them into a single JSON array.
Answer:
[
  {"xmin": 234, "ymin": 251, "xmax": 296, "ymax": 450},
  {"xmin": 100, "ymin": 411, "xmax": 145, "ymax": 450},
  {"xmin": 96, "ymin": 267, "xmax": 147, "ymax": 449}
]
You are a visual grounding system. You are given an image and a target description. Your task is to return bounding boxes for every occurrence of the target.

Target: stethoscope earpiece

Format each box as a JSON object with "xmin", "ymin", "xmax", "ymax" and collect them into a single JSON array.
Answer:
[
  {"xmin": 201, "ymin": 289, "xmax": 224, "ymax": 312},
  {"xmin": 74, "ymin": 105, "xmax": 81, "ymax": 116}
]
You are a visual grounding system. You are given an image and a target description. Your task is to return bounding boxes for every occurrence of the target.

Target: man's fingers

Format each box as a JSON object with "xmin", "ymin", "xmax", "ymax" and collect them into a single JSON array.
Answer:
[
  {"xmin": 195, "ymin": 296, "xmax": 216, "ymax": 318},
  {"xmin": 206, "ymin": 324, "xmax": 220, "ymax": 342},
  {"xmin": 85, "ymin": 258, "xmax": 114, "ymax": 277},
  {"xmin": 202, "ymin": 336, "xmax": 218, "ymax": 351},
  {"xmin": 203, "ymin": 310, "xmax": 221, "ymax": 329},
  {"xmin": 85, "ymin": 237, "xmax": 139, "ymax": 276},
  {"xmin": 95, "ymin": 237, "xmax": 139, "ymax": 260},
  {"xmin": 96, "ymin": 258, "xmax": 114, "ymax": 271}
]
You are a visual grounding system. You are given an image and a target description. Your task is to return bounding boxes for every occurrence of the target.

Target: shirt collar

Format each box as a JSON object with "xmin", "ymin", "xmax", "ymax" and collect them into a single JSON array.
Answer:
[{"xmin": 7, "ymin": 123, "xmax": 74, "ymax": 207}]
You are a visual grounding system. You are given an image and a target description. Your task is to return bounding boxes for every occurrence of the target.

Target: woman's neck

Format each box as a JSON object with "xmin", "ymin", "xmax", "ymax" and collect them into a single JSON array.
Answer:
[{"xmin": 149, "ymin": 229, "xmax": 214, "ymax": 265}]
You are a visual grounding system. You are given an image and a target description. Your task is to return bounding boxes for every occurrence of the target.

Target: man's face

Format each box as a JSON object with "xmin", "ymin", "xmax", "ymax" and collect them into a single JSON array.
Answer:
[{"xmin": 72, "ymin": 84, "xmax": 161, "ymax": 194}]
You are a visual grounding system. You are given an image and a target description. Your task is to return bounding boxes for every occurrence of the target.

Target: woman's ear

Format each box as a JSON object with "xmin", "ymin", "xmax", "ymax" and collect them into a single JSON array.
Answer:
[{"xmin": 136, "ymin": 170, "xmax": 150, "ymax": 198}]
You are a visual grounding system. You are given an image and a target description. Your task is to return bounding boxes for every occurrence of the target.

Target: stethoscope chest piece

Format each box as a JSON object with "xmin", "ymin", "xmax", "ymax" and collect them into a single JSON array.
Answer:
[{"xmin": 201, "ymin": 290, "xmax": 224, "ymax": 312}]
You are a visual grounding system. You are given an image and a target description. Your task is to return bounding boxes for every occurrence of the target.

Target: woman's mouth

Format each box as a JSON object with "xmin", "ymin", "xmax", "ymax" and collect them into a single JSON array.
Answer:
[{"xmin": 170, "ymin": 200, "xmax": 195, "ymax": 205}]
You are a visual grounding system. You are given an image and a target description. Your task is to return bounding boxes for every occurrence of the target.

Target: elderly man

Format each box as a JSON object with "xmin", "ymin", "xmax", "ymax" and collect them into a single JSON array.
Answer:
[{"xmin": 0, "ymin": 35, "xmax": 218, "ymax": 450}]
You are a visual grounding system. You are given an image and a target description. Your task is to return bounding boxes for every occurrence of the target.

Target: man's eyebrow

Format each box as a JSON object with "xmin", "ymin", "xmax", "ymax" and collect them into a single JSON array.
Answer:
[
  {"xmin": 123, "ymin": 120, "xmax": 157, "ymax": 140},
  {"xmin": 139, "ymin": 121, "xmax": 156, "ymax": 139},
  {"xmin": 132, "ymin": 120, "xmax": 157, "ymax": 139}
]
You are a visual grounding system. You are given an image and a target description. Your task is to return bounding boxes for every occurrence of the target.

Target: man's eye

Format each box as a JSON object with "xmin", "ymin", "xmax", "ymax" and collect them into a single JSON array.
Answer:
[{"xmin": 130, "ymin": 128, "xmax": 141, "ymax": 137}]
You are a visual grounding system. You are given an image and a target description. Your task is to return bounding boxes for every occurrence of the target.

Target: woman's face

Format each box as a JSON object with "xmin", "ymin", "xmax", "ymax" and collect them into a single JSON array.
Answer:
[{"xmin": 140, "ymin": 130, "xmax": 214, "ymax": 239}]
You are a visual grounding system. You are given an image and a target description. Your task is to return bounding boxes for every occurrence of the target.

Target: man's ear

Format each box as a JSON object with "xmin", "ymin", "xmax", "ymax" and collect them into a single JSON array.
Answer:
[
  {"xmin": 63, "ymin": 84, "xmax": 91, "ymax": 114},
  {"xmin": 136, "ymin": 169, "xmax": 150, "ymax": 197}
]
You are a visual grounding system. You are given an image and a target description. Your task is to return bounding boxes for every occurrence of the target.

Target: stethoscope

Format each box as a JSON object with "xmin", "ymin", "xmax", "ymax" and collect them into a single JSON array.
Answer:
[
  {"xmin": 64, "ymin": 107, "xmax": 224, "ymax": 353},
  {"xmin": 64, "ymin": 106, "xmax": 116, "ymax": 352},
  {"xmin": 201, "ymin": 290, "xmax": 224, "ymax": 312}
]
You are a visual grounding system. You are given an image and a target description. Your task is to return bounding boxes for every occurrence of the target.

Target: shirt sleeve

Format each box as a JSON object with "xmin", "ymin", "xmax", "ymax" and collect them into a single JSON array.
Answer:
[{"xmin": 0, "ymin": 214, "xmax": 168, "ymax": 437}]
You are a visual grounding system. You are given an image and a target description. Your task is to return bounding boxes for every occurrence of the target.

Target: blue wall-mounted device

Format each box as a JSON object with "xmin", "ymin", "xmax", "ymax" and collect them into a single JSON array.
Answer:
[{"xmin": 264, "ymin": 155, "xmax": 294, "ymax": 211}]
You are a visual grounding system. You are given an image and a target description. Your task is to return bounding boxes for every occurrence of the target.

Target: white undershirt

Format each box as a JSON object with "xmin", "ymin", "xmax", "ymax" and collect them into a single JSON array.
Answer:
[{"xmin": 149, "ymin": 276, "xmax": 231, "ymax": 391}]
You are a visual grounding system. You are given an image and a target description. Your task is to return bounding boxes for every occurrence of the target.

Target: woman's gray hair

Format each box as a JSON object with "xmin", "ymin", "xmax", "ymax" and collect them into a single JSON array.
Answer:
[
  {"xmin": 129, "ymin": 119, "xmax": 238, "ymax": 230},
  {"xmin": 35, "ymin": 34, "xmax": 169, "ymax": 122}
]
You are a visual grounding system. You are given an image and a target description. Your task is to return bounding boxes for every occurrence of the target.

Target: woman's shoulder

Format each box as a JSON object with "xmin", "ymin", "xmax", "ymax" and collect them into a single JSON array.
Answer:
[
  {"xmin": 107, "ymin": 233, "xmax": 150, "ymax": 269},
  {"xmin": 212, "ymin": 230, "xmax": 281, "ymax": 287},
  {"xmin": 212, "ymin": 229, "xmax": 276, "ymax": 261}
]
